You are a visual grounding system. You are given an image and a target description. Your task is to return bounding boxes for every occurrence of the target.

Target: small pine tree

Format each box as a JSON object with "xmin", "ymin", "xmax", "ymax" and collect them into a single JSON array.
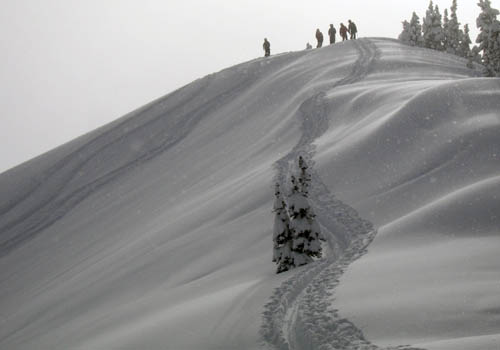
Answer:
[
  {"xmin": 399, "ymin": 20, "xmax": 411, "ymax": 44},
  {"xmin": 409, "ymin": 12, "xmax": 424, "ymax": 46},
  {"xmin": 272, "ymin": 158, "xmax": 324, "ymax": 273},
  {"xmin": 287, "ymin": 176, "xmax": 314, "ymax": 267},
  {"xmin": 288, "ymin": 158, "xmax": 322, "ymax": 266},
  {"xmin": 273, "ymin": 183, "xmax": 294, "ymax": 273},
  {"xmin": 476, "ymin": 0, "xmax": 500, "ymax": 76}
]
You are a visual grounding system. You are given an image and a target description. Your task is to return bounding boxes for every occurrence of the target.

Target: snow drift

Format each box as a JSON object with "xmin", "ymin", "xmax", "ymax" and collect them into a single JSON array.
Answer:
[{"xmin": 0, "ymin": 38, "xmax": 499, "ymax": 350}]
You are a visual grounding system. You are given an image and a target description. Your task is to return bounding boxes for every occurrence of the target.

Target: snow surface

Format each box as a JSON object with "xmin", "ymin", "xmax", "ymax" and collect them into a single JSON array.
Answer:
[{"xmin": 0, "ymin": 38, "xmax": 499, "ymax": 350}]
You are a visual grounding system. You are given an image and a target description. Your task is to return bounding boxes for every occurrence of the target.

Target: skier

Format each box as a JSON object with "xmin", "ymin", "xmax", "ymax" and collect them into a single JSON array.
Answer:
[
  {"xmin": 348, "ymin": 20, "xmax": 358, "ymax": 40},
  {"xmin": 339, "ymin": 23, "xmax": 349, "ymax": 41},
  {"xmin": 306, "ymin": 42, "xmax": 312, "ymax": 50},
  {"xmin": 328, "ymin": 24, "xmax": 337, "ymax": 44},
  {"xmin": 263, "ymin": 38, "xmax": 270, "ymax": 57},
  {"xmin": 315, "ymin": 28, "xmax": 324, "ymax": 48}
]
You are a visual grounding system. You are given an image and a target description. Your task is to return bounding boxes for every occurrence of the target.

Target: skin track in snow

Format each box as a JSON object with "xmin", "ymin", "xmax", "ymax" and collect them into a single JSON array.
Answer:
[{"xmin": 261, "ymin": 39, "xmax": 426, "ymax": 350}]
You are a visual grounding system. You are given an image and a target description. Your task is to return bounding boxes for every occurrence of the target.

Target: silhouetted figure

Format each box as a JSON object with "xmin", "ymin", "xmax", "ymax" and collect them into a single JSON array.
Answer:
[
  {"xmin": 263, "ymin": 38, "xmax": 271, "ymax": 57},
  {"xmin": 316, "ymin": 29, "xmax": 324, "ymax": 48},
  {"xmin": 328, "ymin": 24, "xmax": 337, "ymax": 44},
  {"xmin": 340, "ymin": 23, "xmax": 349, "ymax": 41},
  {"xmin": 306, "ymin": 42, "xmax": 312, "ymax": 50},
  {"xmin": 348, "ymin": 20, "xmax": 357, "ymax": 39}
]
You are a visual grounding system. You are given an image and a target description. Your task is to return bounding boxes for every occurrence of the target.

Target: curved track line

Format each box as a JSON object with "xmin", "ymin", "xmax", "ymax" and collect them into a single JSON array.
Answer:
[{"xmin": 261, "ymin": 39, "xmax": 426, "ymax": 350}]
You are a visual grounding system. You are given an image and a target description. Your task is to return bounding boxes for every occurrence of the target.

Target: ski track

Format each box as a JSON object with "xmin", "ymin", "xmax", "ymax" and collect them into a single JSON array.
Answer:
[{"xmin": 261, "ymin": 39, "xmax": 427, "ymax": 350}]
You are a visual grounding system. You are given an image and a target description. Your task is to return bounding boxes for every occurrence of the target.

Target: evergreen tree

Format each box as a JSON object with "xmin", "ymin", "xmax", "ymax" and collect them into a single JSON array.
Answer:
[
  {"xmin": 443, "ymin": 8, "xmax": 451, "ymax": 51},
  {"xmin": 273, "ymin": 182, "xmax": 294, "ymax": 273},
  {"xmin": 409, "ymin": 12, "xmax": 424, "ymax": 46},
  {"xmin": 423, "ymin": 1, "xmax": 445, "ymax": 50},
  {"xmin": 272, "ymin": 157, "xmax": 324, "ymax": 273},
  {"xmin": 423, "ymin": 1, "xmax": 435, "ymax": 48},
  {"xmin": 447, "ymin": 0, "xmax": 462, "ymax": 54},
  {"xmin": 476, "ymin": 0, "xmax": 500, "ymax": 76},
  {"xmin": 288, "ymin": 158, "xmax": 322, "ymax": 267},
  {"xmin": 297, "ymin": 157, "xmax": 326, "ymax": 244},
  {"xmin": 459, "ymin": 23, "xmax": 472, "ymax": 59},
  {"xmin": 434, "ymin": 5, "xmax": 446, "ymax": 50},
  {"xmin": 399, "ymin": 20, "xmax": 411, "ymax": 44}
]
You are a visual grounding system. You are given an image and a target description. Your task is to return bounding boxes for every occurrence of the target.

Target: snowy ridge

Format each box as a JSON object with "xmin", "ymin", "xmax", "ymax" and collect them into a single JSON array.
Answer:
[
  {"xmin": 1, "ymin": 38, "xmax": 499, "ymax": 350},
  {"xmin": 261, "ymin": 39, "xmax": 425, "ymax": 350}
]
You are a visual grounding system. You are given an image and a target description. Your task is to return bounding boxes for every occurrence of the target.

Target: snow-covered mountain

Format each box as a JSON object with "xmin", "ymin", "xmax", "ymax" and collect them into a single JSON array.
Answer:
[{"xmin": 1, "ymin": 38, "xmax": 499, "ymax": 350}]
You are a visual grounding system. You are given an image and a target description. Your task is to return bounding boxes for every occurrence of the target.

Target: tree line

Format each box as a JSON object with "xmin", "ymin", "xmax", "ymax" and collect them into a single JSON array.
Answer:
[{"xmin": 399, "ymin": 0, "xmax": 500, "ymax": 76}]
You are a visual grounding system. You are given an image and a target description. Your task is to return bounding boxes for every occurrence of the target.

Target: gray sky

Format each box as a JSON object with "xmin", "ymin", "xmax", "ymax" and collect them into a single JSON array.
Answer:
[{"xmin": 1, "ymin": 0, "xmax": 497, "ymax": 173}]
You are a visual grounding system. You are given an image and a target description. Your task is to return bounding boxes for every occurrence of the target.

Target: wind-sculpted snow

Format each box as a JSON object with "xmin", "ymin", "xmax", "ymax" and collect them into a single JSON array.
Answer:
[
  {"xmin": 1, "ymin": 39, "xmax": 499, "ymax": 350},
  {"xmin": 313, "ymin": 42, "xmax": 500, "ymax": 349}
]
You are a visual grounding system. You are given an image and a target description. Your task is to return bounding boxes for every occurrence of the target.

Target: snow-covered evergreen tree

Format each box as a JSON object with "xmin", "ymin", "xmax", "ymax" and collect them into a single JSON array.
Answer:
[
  {"xmin": 272, "ymin": 157, "xmax": 323, "ymax": 273},
  {"xmin": 272, "ymin": 182, "xmax": 294, "ymax": 273},
  {"xmin": 459, "ymin": 23, "xmax": 472, "ymax": 59},
  {"xmin": 423, "ymin": 1, "xmax": 435, "ymax": 48},
  {"xmin": 423, "ymin": 1, "xmax": 431, "ymax": 45},
  {"xmin": 423, "ymin": 1, "xmax": 445, "ymax": 50},
  {"xmin": 399, "ymin": 20, "xmax": 411, "ymax": 44},
  {"xmin": 443, "ymin": 8, "xmax": 451, "ymax": 51},
  {"xmin": 476, "ymin": 0, "xmax": 500, "ymax": 76},
  {"xmin": 287, "ymin": 176, "xmax": 314, "ymax": 267},
  {"xmin": 434, "ymin": 5, "xmax": 445, "ymax": 50},
  {"xmin": 447, "ymin": 0, "xmax": 462, "ymax": 54},
  {"xmin": 409, "ymin": 12, "xmax": 424, "ymax": 46},
  {"xmin": 288, "ymin": 158, "xmax": 322, "ymax": 266}
]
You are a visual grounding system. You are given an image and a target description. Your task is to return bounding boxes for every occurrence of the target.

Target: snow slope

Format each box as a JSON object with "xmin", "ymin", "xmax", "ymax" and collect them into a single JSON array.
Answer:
[{"xmin": 0, "ymin": 38, "xmax": 499, "ymax": 350}]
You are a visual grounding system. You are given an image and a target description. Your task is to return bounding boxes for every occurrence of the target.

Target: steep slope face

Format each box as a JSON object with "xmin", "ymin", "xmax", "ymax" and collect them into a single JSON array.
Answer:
[{"xmin": 0, "ymin": 38, "xmax": 499, "ymax": 350}]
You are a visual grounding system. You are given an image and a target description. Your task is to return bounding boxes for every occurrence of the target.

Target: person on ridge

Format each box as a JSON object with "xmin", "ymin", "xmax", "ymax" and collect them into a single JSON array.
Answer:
[
  {"xmin": 263, "ymin": 38, "xmax": 271, "ymax": 57},
  {"xmin": 328, "ymin": 24, "xmax": 337, "ymax": 44},
  {"xmin": 348, "ymin": 20, "xmax": 358, "ymax": 40},
  {"xmin": 306, "ymin": 42, "xmax": 312, "ymax": 50},
  {"xmin": 315, "ymin": 28, "xmax": 324, "ymax": 48},
  {"xmin": 339, "ymin": 23, "xmax": 349, "ymax": 41}
]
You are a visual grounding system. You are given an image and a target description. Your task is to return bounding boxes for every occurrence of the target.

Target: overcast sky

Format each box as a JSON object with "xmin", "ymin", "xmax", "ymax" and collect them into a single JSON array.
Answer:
[{"xmin": 1, "ymin": 0, "xmax": 498, "ymax": 173}]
